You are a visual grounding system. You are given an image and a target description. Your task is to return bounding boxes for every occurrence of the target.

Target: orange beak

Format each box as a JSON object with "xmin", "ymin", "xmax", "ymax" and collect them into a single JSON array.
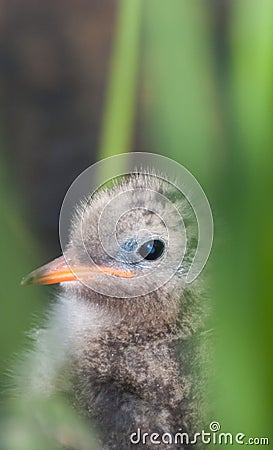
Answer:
[{"xmin": 21, "ymin": 255, "xmax": 134, "ymax": 286}]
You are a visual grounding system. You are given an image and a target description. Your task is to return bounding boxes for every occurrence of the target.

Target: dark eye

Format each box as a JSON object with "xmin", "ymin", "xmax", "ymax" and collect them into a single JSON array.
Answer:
[{"xmin": 138, "ymin": 239, "xmax": 165, "ymax": 261}]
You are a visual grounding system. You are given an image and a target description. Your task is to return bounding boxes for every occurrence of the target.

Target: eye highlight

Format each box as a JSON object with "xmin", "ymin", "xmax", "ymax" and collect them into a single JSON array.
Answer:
[{"xmin": 138, "ymin": 239, "xmax": 165, "ymax": 261}]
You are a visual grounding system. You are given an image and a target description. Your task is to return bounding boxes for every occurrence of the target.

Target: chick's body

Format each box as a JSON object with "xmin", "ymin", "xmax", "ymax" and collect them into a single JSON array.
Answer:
[{"xmin": 23, "ymin": 173, "xmax": 210, "ymax": 450}]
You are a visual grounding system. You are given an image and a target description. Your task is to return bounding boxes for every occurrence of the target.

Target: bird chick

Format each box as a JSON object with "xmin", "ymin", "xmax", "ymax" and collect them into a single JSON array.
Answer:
[{"xmin": 20, "ymin": 172, "xmax": 211, "ymax": 450}]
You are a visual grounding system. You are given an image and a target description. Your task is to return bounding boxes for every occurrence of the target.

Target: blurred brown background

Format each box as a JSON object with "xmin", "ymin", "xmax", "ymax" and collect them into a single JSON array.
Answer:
[{"xmin": 0, "ymin": 0, "xmax": 117, "ymax": 253}]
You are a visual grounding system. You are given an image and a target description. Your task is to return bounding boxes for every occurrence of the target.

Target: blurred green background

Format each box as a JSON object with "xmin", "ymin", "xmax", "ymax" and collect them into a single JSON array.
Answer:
[{"xmin": 0, "ymin": 0, "xmax": 272, "ymax": 447}]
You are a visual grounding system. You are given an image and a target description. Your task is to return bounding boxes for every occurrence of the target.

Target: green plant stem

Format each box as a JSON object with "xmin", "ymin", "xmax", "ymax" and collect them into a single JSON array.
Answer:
[{"xmin": 99, "ymin": 0, "xmax": 142, "ymax": 159}]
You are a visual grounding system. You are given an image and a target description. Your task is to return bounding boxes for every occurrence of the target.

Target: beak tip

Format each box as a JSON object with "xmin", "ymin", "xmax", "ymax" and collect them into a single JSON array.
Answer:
[{"xmin": 20, "ymin": 274, "xmax": 33, "ymax": 286}]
